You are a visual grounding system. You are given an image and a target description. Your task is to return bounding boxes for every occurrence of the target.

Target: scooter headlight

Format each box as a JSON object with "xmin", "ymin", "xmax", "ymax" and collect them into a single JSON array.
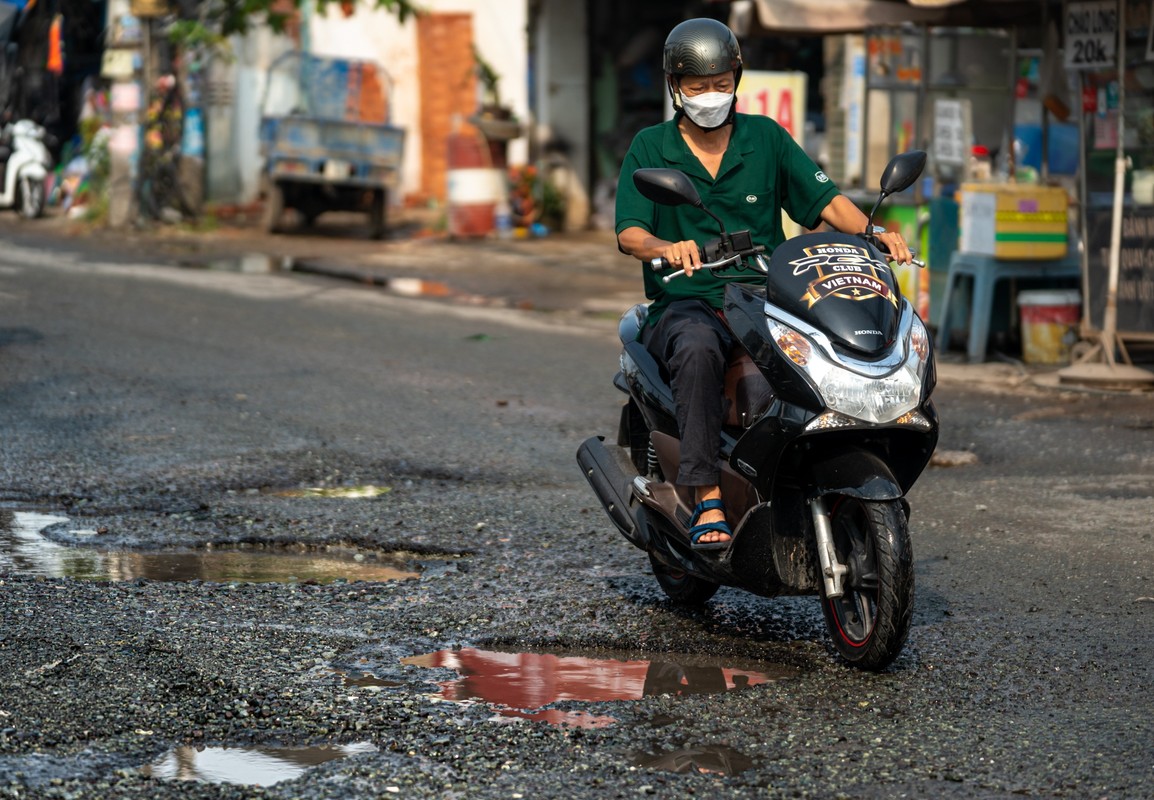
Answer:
[
  {"xmin": 771, "ymin": 316, "xmax": 929, "ymax": 424},
  {"xmin": 818, "ymin": 362, "xmax": 922, "ymax": 423}
]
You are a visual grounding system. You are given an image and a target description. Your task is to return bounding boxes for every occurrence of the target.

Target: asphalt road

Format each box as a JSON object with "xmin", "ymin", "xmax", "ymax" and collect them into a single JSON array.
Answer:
[{"xmin": 1, "ymin": 216, "xmax": 1153, "ymax": 799}]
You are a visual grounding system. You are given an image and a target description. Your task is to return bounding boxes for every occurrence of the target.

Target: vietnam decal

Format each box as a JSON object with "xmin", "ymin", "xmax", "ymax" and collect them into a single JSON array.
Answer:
[{"xmin": 791, "ymin": 243, "xmax": 897, "ymax": 309}]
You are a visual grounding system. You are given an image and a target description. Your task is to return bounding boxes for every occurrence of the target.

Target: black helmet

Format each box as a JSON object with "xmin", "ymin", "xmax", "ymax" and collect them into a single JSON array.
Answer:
[{"xmin": 663, "ymin": 18, "xmax": 743, "ymax": 85}]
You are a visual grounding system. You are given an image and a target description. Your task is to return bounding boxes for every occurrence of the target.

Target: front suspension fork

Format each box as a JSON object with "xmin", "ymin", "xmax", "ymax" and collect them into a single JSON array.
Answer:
[{"xmin": 810, "ymin": 496, "xmax": 846, "ymax": 598}]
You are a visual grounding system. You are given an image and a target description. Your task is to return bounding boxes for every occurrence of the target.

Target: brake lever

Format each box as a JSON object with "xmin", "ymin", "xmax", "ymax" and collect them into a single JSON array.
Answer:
[
  {"xmin": 649, "ymin": 257, "xmax": 689, "ymax": 282},
  {"xmin": 659, "ymin": 253, "xmax": 744, "ymax": 283}
]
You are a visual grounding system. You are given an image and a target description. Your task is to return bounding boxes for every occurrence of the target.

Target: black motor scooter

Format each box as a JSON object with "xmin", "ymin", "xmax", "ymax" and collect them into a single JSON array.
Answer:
[{"xmin": 578, "ymin": 151, "xmax": 937, "ymax": 670}]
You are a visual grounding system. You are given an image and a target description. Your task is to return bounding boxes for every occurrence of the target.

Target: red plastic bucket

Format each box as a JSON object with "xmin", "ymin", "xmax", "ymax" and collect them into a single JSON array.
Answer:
[{"xmin": 1017, "ymin": 289, "xmax": 1081, "ymax": 365}]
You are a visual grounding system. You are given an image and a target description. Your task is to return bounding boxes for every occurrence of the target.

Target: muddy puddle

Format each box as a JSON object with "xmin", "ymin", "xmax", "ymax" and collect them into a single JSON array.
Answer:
[
  {"xmin": 179, "ymin": 254, "xmax": 289, "ymax": 274},
  {"xmin": 0, "ymin": 511, "xmax": 424, "ymax": 584},
  {"xmin": 267, "ymin": 484, "xmax": 391, "ymax": 499},
  {"xmin": 142, "ymin": 742, "xmax": 376, "ymax": 786},
  {"xmin": 402, "ymin": 647, "xmax": 797, "ymax": 729}
]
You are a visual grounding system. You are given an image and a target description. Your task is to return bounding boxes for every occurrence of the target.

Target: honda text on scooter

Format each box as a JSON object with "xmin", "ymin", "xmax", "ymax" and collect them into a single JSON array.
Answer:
[{"xmin": 578, "ymin": 151, "xmax": 937, "ymax": 670}]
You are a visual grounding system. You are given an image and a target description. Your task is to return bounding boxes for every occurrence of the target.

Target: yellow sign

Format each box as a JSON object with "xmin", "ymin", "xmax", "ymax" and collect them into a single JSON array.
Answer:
[
  {"xmin": 735, "ymin": 71, "xmax": 807, "ymax": 146},
  {"xmin": 101, "ymin": 49, "xmax": 136, "ymax": 80},
  {"xmin": 131, "ymin": 0, "xmax": 170, "ymax": 17}
]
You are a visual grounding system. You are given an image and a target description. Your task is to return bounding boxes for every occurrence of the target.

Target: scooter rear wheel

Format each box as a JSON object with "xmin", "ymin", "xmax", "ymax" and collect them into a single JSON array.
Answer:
[
  {"xmin": 648, "ymin": 551, "xmax": 719, "ymax": 605},
  {"xmin": 819, "ymin": 497, "xmax": 913, "ymax": 670}
]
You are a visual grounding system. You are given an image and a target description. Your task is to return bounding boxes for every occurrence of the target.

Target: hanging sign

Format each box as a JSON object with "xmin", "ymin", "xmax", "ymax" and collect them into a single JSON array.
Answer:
[
  {"xmin": 130, "ymin": 0, "xmax": 170, "ymax": 17},
  {"xmin": 1065, "ymin": 1, "xmax": 1118, "ymax": 70},
  {"xmin": 932, "ymin": 98, "xmax": 971, "ymax": 167},
  {"xmin": 100, "ymin": 49, "xmax": 136, "ymax": 80}
]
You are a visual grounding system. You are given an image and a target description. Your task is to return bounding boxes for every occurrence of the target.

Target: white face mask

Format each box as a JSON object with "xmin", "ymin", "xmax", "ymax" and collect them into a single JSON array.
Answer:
[{"xmin": 680, "ymin": 91, "xmax": 734, "ymax": 129}]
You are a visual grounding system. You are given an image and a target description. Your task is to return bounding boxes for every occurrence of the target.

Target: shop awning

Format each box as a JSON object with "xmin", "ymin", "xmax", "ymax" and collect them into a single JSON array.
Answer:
[{"xmin": 729, "ymin": 0, "xmax": 1048, "ymax": 35}]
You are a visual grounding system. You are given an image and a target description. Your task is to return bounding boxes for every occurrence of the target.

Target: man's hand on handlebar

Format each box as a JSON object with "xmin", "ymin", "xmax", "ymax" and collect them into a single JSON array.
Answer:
[
  {"xmin": 870, "ymin": 229, "xmax": 913, "ymax": 266},
  {"xmin": 660, "ymin": 239, "xmax": 703, "ymax": 276},
  {"xmin": 868, "ymin": 228, "xmax": 925, "ymax": 268}
]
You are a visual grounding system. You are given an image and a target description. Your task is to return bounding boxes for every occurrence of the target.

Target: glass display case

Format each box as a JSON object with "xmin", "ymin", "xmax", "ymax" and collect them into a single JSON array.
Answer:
[{"xmin": 862, "ymin": 26, "xmax": 1015, "ymax": 200}]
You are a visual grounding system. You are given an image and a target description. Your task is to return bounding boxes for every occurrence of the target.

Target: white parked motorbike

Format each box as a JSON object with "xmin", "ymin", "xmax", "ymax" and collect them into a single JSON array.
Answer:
[{"xmin": 0, "ymin": 119, "xmax": 52, "ymax": 219}]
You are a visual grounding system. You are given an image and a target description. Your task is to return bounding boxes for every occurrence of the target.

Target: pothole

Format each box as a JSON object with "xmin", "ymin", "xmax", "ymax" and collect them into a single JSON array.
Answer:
[
  {"xmin": 0, "ymin": 512, "xmax": 435, "ymax": 584},
  {"xmin": 141, "ymin": 742, "xmax": 376, "ymax": 786},
  {"xmin": 402, "ymin": 647, "xmax": 797, "ymax": 729}
]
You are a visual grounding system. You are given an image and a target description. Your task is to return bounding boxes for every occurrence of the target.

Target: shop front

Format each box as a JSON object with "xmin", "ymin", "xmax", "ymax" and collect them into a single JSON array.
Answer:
[
  {"xmin": 735, "ymin": 0, "xmax": 1153, "ymax": 365},
  {"xmin": 1076, "ymin": 0, "xmax": 1154, "ymax": 369}
]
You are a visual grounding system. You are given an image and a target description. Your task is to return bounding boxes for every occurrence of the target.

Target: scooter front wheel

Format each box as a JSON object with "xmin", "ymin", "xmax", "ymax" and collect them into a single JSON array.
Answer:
[
  {"xmin": 820, "ymin": 497, "xmax": 913, "ymax": 670},
  {"xmin": 648, "ymin": 551, "xmax": 719, "ymax": 605},
  {"xmin": 16, "ymin": 173, "xmax": 45, "ymax": 219}
]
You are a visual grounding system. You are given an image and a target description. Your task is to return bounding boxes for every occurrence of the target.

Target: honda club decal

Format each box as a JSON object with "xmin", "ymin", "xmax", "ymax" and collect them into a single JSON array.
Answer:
[{"xmin": 790, "ymin": 244, "xmax": 897, "ymax": 309}]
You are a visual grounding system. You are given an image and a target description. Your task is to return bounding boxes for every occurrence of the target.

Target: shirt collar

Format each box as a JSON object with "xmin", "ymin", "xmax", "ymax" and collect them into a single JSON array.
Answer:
[{"xmin": 661, "ymin": 112, "xmax": 752, "ymax": 183}]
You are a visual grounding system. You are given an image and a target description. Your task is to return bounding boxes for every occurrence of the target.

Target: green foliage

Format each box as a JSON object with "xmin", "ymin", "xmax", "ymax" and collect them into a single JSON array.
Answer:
[
  {"xmin": 473, "ymin": 44, "xmax": 501, "ymax": 107},
  {"xmin": 1137, "ymin": 108, "xmax": 1154, "ymax": 170},
  {"xmin": 79, "ymin": 117, "xmax": 111, "ymax": 224},
  {"xmin": 541, "ymin": 177, "xmax": 566, "ymax": 228},
  {"xmin": 167, "ymin": 20, "xmax": 230, "ymax": 55},
  {"xmin": 166, "ymin": 0, "xmax": 423, "ymax": 54}
]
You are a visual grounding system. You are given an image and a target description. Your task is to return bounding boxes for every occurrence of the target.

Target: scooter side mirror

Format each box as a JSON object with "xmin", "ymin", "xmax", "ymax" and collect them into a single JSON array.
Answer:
[
  {"xmin": 633, "ymin": 168, "xmax": 704, "ymax": 209},
  {"xmin": 878, "ymin": 151, "xmax": 927, "ymax": 197}
]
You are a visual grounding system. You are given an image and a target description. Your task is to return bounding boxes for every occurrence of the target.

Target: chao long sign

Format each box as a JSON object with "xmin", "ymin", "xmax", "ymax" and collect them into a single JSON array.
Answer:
[{"xmin": 1065, "ymin": 1, "xmax": 1118, "ymax": 70}]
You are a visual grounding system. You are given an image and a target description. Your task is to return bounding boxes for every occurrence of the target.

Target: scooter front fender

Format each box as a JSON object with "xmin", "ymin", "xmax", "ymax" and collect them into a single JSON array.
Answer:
[
  {"xmin": 17, "ymin": 162, "xmax": 48, "ymax": 181},
  {"xmin": 805, "ymin": 447, "xmax": 903, "ymax": 501}
]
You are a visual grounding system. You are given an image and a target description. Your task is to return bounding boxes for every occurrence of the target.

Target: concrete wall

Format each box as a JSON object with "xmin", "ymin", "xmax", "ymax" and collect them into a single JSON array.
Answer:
[{"xmin": 309, "ymin": 0, "xmax": 529, "ymax": 205}]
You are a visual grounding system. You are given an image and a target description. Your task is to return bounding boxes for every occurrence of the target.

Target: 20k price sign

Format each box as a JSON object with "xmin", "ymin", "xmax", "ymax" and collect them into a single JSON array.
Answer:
[{"xmin": 1065, "ymin": 1, "xmax": 1118, "ymax": 70}]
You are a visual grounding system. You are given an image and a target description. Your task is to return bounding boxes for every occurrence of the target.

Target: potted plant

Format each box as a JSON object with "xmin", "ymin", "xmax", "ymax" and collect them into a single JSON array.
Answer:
[{"xmin": 471, "ymin": 46, "xmax": 522, "ymax": 142}]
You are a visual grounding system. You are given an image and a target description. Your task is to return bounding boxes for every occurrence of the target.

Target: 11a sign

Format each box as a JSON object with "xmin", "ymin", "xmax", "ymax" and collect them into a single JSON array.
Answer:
[{"xmin": 735, "ymin": 71, "xmax": 807, "ymax": 146}]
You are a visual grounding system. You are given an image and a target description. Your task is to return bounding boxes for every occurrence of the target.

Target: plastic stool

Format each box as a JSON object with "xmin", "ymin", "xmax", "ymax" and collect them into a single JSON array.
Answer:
[{"xmin": 935, "ymin": 251, "xmax": 1081, "ymax": 362}]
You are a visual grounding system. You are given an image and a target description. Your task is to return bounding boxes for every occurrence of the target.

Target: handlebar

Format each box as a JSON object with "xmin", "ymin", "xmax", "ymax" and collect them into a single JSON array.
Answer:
[
  {"xmin": 652, "ymin": 252, "xmax": 751, "ymax": 284},
  {"xmin": 650, "ymin": 234, "xmax": 923, "ymax": 283}
]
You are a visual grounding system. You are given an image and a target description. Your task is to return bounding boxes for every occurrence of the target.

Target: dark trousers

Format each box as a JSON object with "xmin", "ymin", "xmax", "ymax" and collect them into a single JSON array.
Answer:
[{"xmin": 642, "ymin": 299, "xmax": 734, "ymax": 486}]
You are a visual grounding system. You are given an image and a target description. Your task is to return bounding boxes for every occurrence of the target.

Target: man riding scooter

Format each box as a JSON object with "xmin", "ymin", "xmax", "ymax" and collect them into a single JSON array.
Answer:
[{"xmin": 614, "ymin": 17, "xmax": 913, "ymax": 549}]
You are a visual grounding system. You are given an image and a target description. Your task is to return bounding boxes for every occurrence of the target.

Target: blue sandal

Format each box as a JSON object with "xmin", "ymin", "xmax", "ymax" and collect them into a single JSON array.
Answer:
[{"xmin": 688, "ymin": 499, "xmax": 732, "ymax": 550}]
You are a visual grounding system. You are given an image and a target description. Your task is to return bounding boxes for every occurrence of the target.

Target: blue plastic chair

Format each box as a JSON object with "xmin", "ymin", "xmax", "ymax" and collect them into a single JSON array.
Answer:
[{"xmin": 934, "ymin": 250, "xmax": 1081, "ymax": 362}]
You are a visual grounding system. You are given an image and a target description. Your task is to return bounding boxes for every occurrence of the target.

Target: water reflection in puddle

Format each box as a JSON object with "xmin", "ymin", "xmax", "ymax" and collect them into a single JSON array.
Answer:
[
  {"xmin": 331, "ymin": 668, "xmax": 402, "ymax": 689},
  {"xmin": 402, "ymin": 647, "xmax": 796, "ymax": 729},
  {"xmin": 143, "ymin": 742, "xmax": 376, "ymax": 786},
  {"xmin": 0, "ymin": 512, "xmax": 421, "ymax": 584},
  {"xmin": 270, "ymin": 485, "xmax": 391, "ymax": 499},
  {"xmin": 632, "ymin": 745, "xmax": 755, "ymax": 776}
]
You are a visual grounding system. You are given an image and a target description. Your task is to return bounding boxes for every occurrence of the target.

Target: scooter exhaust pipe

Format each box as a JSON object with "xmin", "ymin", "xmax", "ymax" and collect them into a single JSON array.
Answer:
[{"xmin": 577, "ymin": 436, "xmax": 646, "ymax": 548}]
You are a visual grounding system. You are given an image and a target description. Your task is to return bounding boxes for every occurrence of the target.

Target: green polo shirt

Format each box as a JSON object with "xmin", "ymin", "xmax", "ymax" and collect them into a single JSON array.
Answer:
[{"xmin": 615, "ymin": 112, "xmax": 840, "ymax": 324}]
